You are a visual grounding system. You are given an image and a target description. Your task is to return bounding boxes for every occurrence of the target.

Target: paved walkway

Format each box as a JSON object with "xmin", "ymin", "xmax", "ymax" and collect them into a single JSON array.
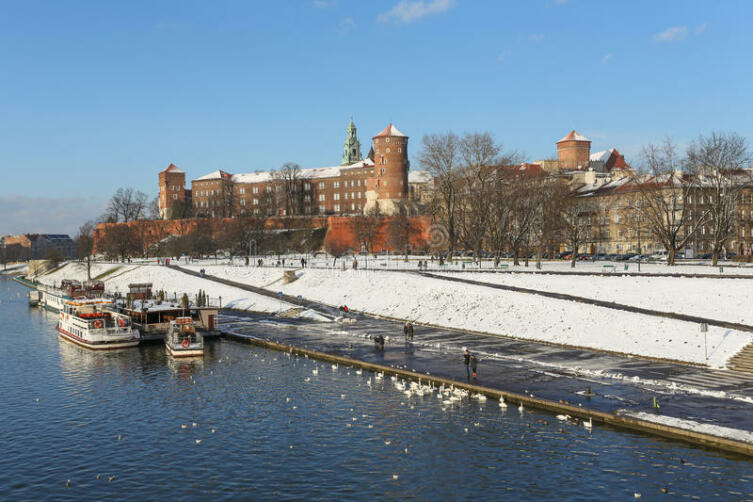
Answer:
[{"xmin": 170, "ymin": 265, "xmax": 753, "ymax": 445}]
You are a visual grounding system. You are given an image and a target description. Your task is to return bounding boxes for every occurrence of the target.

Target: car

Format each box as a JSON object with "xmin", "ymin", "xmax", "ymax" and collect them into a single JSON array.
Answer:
[{"xmin": 699, "ymin": 253, "xmax": 713, "ymax": 259}]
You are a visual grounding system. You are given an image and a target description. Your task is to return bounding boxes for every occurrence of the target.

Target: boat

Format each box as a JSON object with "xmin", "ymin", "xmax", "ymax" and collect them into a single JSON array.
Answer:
[
  {"xmin": 28, "ymin": 290, "xmax": 42, "ymax": 306},
  {"xmin": 57, "ymin": 299, "xmax": 140, "ymax": 350},
  {"xmin": 165, "ymin": 317, "xmax": 204, "ymax": 358},
  {"xmin": 39, "ymin": 279, "xmax": 105, "ymax": 313},
  {"xmin": 120, "ymin": 299, "xmax": 220, "ymax": 341}
]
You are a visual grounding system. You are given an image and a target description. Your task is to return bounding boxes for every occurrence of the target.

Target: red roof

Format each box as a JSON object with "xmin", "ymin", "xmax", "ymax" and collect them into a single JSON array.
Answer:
[
  {"xmin": 557, "ymin": 130, "xmax": 591, "ymax": 143},
  {"xmin": 160, "ymin": 163, "xmax": 184, "ymax": 174},
  {"xmin": 373, "ymin": 124, "xmax": 408, "ymax": 138}
]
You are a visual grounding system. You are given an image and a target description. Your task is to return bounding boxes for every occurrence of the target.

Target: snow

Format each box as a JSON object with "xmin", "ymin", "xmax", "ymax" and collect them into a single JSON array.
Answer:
[
  {"xmin": 622, "ymin": 411, "xmax": 753, "ymax": 444},
  {"xmin": 442, "ymin": 272, "xmax": 753, "ymax": 325},
  {"xmin": 374, "ymin": 124, "xmax": 408, "ymax": 138},
  {"xmin": 34, "ymin": 262, "xmax": 296, "ymax": 314},
  {"xmin": 232, "ymin": 172, "xmax": 274, "ymax": 184},
  {"xmin": 557, "ymin": 131, "xmax": 590, "ymax": 143},
  {"xmin": 194, "ymin": 170, "xmax": 227, "ymax": 181},
  {"xmin": 184, "ymin": 264, "xmax": 753, "ymax": 368},
  {"xmin": 589, "ymin": 149, "xmax": 614, "ymax": 162},
  {"xmin": 408, "ymin": 170, "xmax": 432, "ymax": 183}
]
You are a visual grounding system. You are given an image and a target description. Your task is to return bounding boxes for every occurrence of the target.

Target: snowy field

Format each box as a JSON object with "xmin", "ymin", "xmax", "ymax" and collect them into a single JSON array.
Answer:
[
  {"xmin": 153, "ymin": 253, "xmax": 753, "ymax": 276},
  {"xmin": 33, "ymin": 262, "xmax": 298, "ymax": 314},
  {"xmin": 30, "ymin": 261, "xmax": 753, "ymax": 367},
  {"xmin": 182, "ymin": 264, "xmax": 752, "ymax": 368},
  {"xmin": 439, "ymin": 272, "xmax": 753, "ymax": 325}
]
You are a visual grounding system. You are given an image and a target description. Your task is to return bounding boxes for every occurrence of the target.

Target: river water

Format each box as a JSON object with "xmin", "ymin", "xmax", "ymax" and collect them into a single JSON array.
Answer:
[{"xmin": 1, "ymin": 277, "xmax": 752, "ymax": 501}]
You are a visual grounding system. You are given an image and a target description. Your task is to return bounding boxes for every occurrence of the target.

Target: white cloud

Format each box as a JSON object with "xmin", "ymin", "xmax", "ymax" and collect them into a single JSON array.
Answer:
[
  {"xmin": 0, "ymin": 195, "xmax": 108, "ymax": 236},
  {"xmin": 377, "ymin": 0, "xmax": 455, "ymax": 24},
  {"xmin": 528, "ymin": 33, "xmax": 545, "ymax": 42},
  {"xmin": 695, "ymin": 23, "xmax": 707, "ymax": 35},
  {"xmin": 653, "ymin": 26, "xmax": 688, "ymax": 43},
  {"xmin": 601, "ymin": 53, "xmax": 612, "ymax": 64},
  {"xmin": 313, "ymin": 0, "xmax": 337, "ymax": 8},
  {"xmin": 496, "ymin": 49, "xmax": 511, "ymax": 63},
  {"xmin": 338, "ymin": 17, "xmax": 355, "ymax": 34}
]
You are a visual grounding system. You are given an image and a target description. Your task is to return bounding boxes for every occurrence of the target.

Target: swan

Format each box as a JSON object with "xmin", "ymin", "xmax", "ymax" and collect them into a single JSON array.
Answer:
[
  {"xmin": 312, "ymin": 368, "xmax": 318, "ymax": 375},
  {"xmin": 478, "ymin": 394, "xmax": 487, "ymax": 402},
  {"xmin": 518, "ymin": 403, "xmax": 524, "ymax": 413},
  {"xmin": 499, "ymin": 397, "xmax": 508, "ymax": 408},
  {"xmin": 331, "ymin": 364, "xmax": 338, "ymax": 371},
  {"xmin": 584, "ymin": 417, "xmax": 593, "ymax": 431},
  {"xmin": 556, "ymin": 414, "xmax": 570, "ymax": 421},
  {"xmin": 355, "ymin": 369, "xmax": 362, "ymax": 375}
]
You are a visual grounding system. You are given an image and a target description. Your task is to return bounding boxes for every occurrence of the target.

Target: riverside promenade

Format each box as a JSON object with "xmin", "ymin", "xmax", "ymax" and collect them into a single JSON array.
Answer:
[{"xmin": 175, "ymin": 265, "xmax": 753, "ymax": 456}]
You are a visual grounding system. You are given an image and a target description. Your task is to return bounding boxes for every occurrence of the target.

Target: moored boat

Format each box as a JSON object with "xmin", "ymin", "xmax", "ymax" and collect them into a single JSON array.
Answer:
[
  {"xmin": 28, "ymin": 290, "xmax": 42, "ymax": 306},
  {"xmin": 165, "ymin": 317, "xmax": 204, "ymax": 358},
  {"xmin": 57, "ymin": 299, "xmax": 140, "ymax": 350}
]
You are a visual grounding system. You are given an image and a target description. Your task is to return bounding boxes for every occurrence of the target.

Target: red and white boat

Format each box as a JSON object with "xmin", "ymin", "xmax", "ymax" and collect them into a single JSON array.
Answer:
[{"xmin": 57, "ymin": 299, "xmax": 140, "ymax": 350}]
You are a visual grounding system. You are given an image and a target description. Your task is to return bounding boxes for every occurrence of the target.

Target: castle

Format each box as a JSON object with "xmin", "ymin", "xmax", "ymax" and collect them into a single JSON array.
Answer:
[{"xmin": 159, "ymin": 120, "xmax": 425, "ymax": 220}]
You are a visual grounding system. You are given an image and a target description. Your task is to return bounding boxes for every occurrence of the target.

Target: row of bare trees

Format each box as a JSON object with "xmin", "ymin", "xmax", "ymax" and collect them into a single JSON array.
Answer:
[{"xmin": 419, "ymin": 130, "xmax": 751, "ymax": 267}]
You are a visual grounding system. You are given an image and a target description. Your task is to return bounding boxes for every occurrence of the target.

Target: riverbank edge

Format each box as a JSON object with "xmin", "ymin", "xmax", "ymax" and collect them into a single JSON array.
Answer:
[{"xmin": 222, "ymin": 329, "xmax": 753, "ymax": 458}]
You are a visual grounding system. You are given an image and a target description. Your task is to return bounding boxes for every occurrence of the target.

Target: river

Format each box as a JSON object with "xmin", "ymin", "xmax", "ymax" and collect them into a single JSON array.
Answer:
[{"xmin": 0, "ymin": 277, "xmax": 751, "ymax": 500}]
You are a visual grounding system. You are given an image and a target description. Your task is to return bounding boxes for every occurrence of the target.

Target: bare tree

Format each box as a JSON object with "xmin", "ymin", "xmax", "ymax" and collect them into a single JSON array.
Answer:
[
  {"xmin": 456, "ymin": 132, "xmax": 502, "ymax": 262},
  {"xmin": 686, "ymin": 132, "xmax": 751, "ymax": 265},
  {"xmin": 634, "ymin": 139, "xmax": 710, "ymax": 265},
  {"xmin": 325, "ymin": 239, "xmax": 350, "ymax": 266},
  {"xmin": 419, "ymin": 132, "xmax": 461, "ymax": 261},
  {"xmin": 352, "ymin": 205, "xmax": 382, "ymax": 253},
  {"xmin": 106, "ymin": 188, "xmax": 150, "ymax": 222},
  {"xmin": 388, "ymin": 201, "xmax": 420, "ymax": 261},
  {"xmin": 278, "ymin": 163, "xmax": 303, "ymax": 217},
  {"xmin": 558, "ymin": 188, "xmax": 594, "ymax": 268},
  {"xmin": 76, "ymin": 221, "xmax": 96, "ymax": 280}
]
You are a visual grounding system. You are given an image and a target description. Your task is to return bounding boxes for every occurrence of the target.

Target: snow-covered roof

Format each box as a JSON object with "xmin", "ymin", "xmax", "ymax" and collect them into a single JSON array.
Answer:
[
  {"xmin": 590, "ymin": 149, "xmax": 614, "ymax": 162},
  {"xmin": 557, "ymin": 130, "xmax": 590, "ymax": 143},
  {"xmin": 161, "ymin": 163, "xmax": 184, "ymax": 174},
  {"xmin": 194, "ymin": 170, "xmax": 232, "ymax": 181},
  {"xmin": 232, "ymin": 172, "xmax": 274, "ymax": 184},
  {"xmin": 408, "ymin": 170, "xmax": 432, "ymax": 183},
  {"xmin": 374, "ymin": 124, "xmax": 408, "ymax": 138}
]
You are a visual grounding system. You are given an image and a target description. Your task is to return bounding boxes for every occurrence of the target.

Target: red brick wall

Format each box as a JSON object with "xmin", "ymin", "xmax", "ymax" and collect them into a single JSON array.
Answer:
[{"xmin": 94, "ymin": 215, "xmax": 429, "ymax": 255}]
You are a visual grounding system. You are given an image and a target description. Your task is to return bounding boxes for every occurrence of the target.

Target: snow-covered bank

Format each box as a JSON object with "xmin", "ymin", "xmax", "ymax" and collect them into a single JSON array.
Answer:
[
  {"xmin": 34, "ymin": 262, "xmax": 296, "ymax": 314},
  {"xmin": 441, "ymin": 272, "xmax": 753, "ymax": 325},
  {"xmin": 190, "ymin": 265, "xmax": 753, "ymax": 368},
  {"xmin": 1, "ymin": 263, "xmax": 29, "ymax": 275},
  {"xmin": 623, "ymin": 411, "xmax": 753, "ymax": 444}
]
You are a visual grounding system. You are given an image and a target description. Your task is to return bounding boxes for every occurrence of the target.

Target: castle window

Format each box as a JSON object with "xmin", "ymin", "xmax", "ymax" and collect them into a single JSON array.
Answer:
[
  {"xmin": 305, "ymin": 206, "xmax": 311, "ymax": 214},
  {"xmin": 240, "ymin": 188, "xmax": 246, "ymax": 194},
  {"xmin": 334, "ymin": 181, "xmax": 340, "ymax": 189},
  {"xmin": 318, "ymin": 182, "xmax": 325, "ymax": 189},
  {"xmin": 240, "ymin": 199, "xmax": 246, "ymax": 206},
  {"xmin": 398, "ymin": 148, "xmax": 402, "ymax": 153},
  {"xmin": 387, "ymin": 148, "xmax": 391, "ymax": 154},
  {"xmin": 334, "ymin": 204, "xmax": 340, "ymax": 212},
  {"xmin": 351, "ymin": 192, "xmax": 355, "ymax": 199},
  {"xmin": 254, "ymin": 209, "xmax": 260, "ymax": 215},
  {"xmin": 380, "ymin": 168, "xmax": 385, "ymax": 175},
  {"xmin": 357, "ymin": 192, "xmax": 361, "ymax": 199},
  {"xmin": 357, "ymin": 180, "xmax": 361, "ymax": 186},
  {"xmin": 334, "ymin": 193, "xmax": 340, "ymax": 201},
  {"xmin": 381, "ymin": 157, "xmax": 385, "ymax": 165},
  {"xmin": 319, "ymin": 194, "xmax": 326, "ymax": 201},
  {"xmin": 386, "ymin": 137, "xmax": 390, "ymax": 143},
  {"xmin": 351, "ymin": 203, "xmax": 355, "ymax": 211},
  {"xmin": 253, "ymin": 187, "xmax": 259, "ymax": 194},
  {"xmin": 172, "ymin": 194, "xmax": 177, "ymax": 200},
  {"xmin": 304, "ymin": 195, "xmax": 311, "ymax": 202},
  {"xmin": 319, "ymin": 205, "xmax": 325, "ymax": 213},
  {"xmin": 304, "ymin": 182, "xmax": 311, "ymax": 190},
  {"xmin": 253, "ymin": 198, "xmax": 259, "ymax": 205},
  {"xmin": 266, "ymin": 186, "xmax": 272, "ymax": 192}
]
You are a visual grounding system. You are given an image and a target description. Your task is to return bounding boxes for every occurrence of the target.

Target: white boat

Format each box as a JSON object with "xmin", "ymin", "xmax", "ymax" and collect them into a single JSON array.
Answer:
[
  {"xmin": 28, "ymin": 290, "xmax": 42, "ymax": 306},
  {"xmin": 165, "ymin": 317, "xmax": 204, "ymax": 358},
  {"xmin": 39, "ymin": 279, "xmax": 105, "ymax": 313},
  {"xmin": 57, "ymin": 299, "xmax": 140, "ymax": 350}
]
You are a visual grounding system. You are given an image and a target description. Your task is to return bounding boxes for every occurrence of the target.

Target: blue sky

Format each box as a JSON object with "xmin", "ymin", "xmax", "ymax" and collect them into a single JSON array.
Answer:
[{"xmin": 1, "ymin": 0, "xmax": 751, "ymax": 234}]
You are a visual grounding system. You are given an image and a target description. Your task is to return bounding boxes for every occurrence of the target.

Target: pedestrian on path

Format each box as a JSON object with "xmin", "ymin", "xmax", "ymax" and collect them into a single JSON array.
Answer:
[
  {"xmin": 374, "ymin": 334, "xmax": 385, "ymax": 350},
  {"xmin": 403, "ymin": 322, "xmax": 414, "ymax": 341},
  {"xmin": 463, "ymin": 348, "xmax": 470, "ymax": 379},
  {"xmin": 470, "ymin": 354, "xmax": 478, "ymax": 381}
]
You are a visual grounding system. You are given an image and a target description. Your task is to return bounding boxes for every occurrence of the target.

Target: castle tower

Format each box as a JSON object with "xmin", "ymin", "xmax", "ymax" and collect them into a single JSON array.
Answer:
[
  {"xmin": 158, "ymin": 164, "xmax": 186, "ymax": 219},
  {"xmin": 365, "ymin": 124, "xmax": 409, "ymax": 215},
  {"xmin": 557, "ymin": 130, "xmax": 591, "ymax": 170},
  {"xmin": 341, "ymin": 117, "xmax": 363, "ymax": 165}
]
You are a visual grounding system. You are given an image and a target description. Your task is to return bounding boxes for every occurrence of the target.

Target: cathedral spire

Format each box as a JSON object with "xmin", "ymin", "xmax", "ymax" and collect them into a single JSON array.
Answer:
[{"xmin": 341, "ymin": 117, "xmax": 363, "ymax": 165}]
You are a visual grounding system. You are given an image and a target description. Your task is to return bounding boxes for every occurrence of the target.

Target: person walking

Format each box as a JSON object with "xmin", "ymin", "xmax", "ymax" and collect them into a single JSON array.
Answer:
[
  {"xmin": 463, "ymin": 348, "xmax": 471, "ymax": 380},
  {"xmin": 301, "ymin": 257, "xmax": 305, "ymax": 268},
  {"xmin": 407, "ymin": 322, "xmax": 414, "ymax": 341},
  {"xmin": 470, "ymin": 354, "xmax": 478, "ymax": 381}
]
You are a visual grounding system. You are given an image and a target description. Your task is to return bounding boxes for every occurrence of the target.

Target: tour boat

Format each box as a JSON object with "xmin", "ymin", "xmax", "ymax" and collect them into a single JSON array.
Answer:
[
  {"xmin": 28, "ymin": 290, "xmax": 42, "ymax": 306},
  {"xmin": 57, "ymin": 299, "xmax": 140, "ymax": 350},
  {"xmin": 165, "ymin": 317, "xmax": 204, "ymax": 358},
  {"xmin": 39, "ymin": 279, "xmax": 105, "ymax": 313}
]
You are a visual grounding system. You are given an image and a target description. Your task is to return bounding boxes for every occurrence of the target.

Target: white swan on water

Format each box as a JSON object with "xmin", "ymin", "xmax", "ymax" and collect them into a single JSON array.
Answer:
[{"xmin": 499, "ymin": 397, "xmax": 507, "ymax": 408}]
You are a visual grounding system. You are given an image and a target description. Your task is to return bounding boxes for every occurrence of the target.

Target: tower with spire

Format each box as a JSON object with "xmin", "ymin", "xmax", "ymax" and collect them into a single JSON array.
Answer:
[{"xmin": 341, "ymin": 117, "xmax": 363, "ymax": 165}]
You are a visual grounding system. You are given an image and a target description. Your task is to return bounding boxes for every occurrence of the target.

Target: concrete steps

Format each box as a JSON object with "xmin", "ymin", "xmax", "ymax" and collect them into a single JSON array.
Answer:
[{"xmin": 727, "ymin": 343, "xmax": 753, "ymax": 374}]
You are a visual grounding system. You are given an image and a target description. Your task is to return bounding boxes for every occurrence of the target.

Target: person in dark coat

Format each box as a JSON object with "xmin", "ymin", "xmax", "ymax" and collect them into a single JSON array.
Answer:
[
  {"xmin": 374, "ymin": 335, "xmax": 385, "ymax": 350},
  {"xmin": 407, "ymin": 322, "xmax": 414, "ymax": 341},
  {"xmin": 470, "ymin": 354, "xmax": 478, "ymax": 381},
  {"xmin": 463, "ymin": 348, "xmax": 470, "ymax": 379}
]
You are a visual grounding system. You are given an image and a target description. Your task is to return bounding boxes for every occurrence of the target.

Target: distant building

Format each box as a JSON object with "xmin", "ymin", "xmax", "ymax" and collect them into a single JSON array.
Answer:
[
  {"xmin": 3, "ymin": 233, "xmax": 75, "ymax": 260},
  {"xmin": 159, "ymin": 119, "xmax": 433, "ymax": 219}
]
